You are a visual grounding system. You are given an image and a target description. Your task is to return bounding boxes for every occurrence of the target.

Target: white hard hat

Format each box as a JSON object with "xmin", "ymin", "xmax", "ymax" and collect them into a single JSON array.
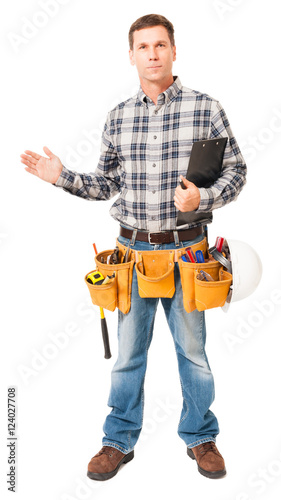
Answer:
[{"xmin": 209, "ymin": 238, "xmax": 263, "ymax": 312}]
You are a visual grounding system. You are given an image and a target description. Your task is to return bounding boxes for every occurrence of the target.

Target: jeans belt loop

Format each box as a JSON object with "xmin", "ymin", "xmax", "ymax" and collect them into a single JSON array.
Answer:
[
  {"xmin": 173, "ymin": 230, "xmax": 180, "ymax": 247},
  {"xmin": 131, "ymin": 229, "xmax": 137, "ymax": 246}
]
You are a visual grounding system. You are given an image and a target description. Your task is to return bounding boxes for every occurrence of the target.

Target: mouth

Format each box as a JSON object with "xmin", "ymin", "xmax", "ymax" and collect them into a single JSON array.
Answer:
[{"xmin": 147, "ymin": 65, "xmax": 162, "ymax": 69}]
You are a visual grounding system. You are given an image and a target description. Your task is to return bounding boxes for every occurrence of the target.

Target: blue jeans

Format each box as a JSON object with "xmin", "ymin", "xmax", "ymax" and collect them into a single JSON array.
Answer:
[{"xmin": 102, "ymin": 233, "xmax": 219, "ymax": 454}]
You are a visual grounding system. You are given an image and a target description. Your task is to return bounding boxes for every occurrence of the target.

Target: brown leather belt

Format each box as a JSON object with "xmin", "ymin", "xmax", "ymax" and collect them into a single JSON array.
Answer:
[{"xmin": 119, "ymin": 226, "xmax": 203, "ymax": 245}]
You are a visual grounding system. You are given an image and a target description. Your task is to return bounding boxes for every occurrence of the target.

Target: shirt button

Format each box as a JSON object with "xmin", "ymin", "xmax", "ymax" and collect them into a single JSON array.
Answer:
[
  {"xmin": 154, "ymin": 110, "xmax": 158, "ymax": 115},
  {"xmin": 153, "ymin": 135, "xmax": 157, "ymax": 140},
  {"xmin": 152, "ymin": 163, "xmax": 156, "ymax": 167},
  {"xmin": 152, "ymin": 190, "xmax": 156, "ymax": 194}
]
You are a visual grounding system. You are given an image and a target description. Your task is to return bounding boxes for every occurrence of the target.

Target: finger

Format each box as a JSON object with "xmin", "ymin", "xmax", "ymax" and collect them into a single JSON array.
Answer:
[
  {"xmin": 173, "ymin": 195, "xmax": 182, "ymax": 210},
  {"xmin": 23, "ymin": 150, "xmax": 41, "ymax": 161},
  {"xmin": 20, "ymin": 153, "xmax": 37, "ymax": 166},
  {"xmin": 179, "ymin": 176, "xmax": 191, "ymax": 189},
  {"xmin": 24, "ymin": 166, "xmax": 39, "ymax": 177},
  {"xmin": 173, "ymin": 193, "xmax": 180, "ymax": 204},
  {"xmin": 174, "ymin": 189, "xmax": 187, "ymax": 203},
  {"xmin": 174, "ymin": 200, "xmax": 182, "ymax": 211},
  {"xmin": 20, "ymin": 158, "xmax": 37, "ymax": 170},
  {"xmin": 43, "ymin": 146, "xmax": 55, "ymax": 159},
  {"xmin": 175, "ymin": 185, "xmax": 184, "ymax": 198}
]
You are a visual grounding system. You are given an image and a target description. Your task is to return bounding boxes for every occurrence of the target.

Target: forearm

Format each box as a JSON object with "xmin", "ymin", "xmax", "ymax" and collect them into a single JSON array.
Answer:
[
  {"xmin": 55, "ymin": 164, "xmax": 121, "ymax": 200},
  {"xmin": 196, "ymin": 101, "xmax": 247, "ymax": 212},
  {"xmin": 197, "ymin": 160, "xmax": 247, "ymax": 212}
]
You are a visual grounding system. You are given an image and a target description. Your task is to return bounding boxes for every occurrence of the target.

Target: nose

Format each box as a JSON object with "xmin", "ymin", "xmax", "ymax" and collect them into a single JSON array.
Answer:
[{"xmin": 148, "ymin": 46, "xmax": 158, "ymax": 60}]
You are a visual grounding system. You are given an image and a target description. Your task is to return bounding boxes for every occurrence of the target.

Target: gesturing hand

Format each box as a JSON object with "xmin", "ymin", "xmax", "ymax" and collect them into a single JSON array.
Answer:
[
  {"xmin": 174, "ymin": 176, "xmax": 201, "ymax": 212},
  {"xmin": 20, "ymin": 146, "xmax": 63, "ymax": 184}
]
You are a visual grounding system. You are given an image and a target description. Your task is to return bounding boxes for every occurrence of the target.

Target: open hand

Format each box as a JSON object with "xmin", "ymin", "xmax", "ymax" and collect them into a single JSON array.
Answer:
[
  {"xmin": 174, "ymin": 176, "xmax": 201, "ymax": 212},
  {"xmin": 20, "ymin": 146, "xmax": 63, "ymax": 184}
]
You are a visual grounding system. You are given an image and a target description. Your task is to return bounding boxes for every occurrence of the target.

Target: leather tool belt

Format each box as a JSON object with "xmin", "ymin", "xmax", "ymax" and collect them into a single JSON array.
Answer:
[{"xmin": 85, "ymin": 236, "xmax": 232, "ymax": 315}]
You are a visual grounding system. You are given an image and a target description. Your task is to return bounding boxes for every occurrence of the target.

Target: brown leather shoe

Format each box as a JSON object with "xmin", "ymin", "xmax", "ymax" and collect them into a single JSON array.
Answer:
[
  {"xmin": 187, "ymin": 442, "xmax": 226, "ymax": 479},
  {"xmin": 87, "ymin": 446, "xmax": 134, "ymax": 481}
]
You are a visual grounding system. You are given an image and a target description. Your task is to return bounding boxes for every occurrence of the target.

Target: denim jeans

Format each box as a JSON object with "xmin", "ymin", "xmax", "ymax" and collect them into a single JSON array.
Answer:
[{"xmin": 102, "ymin": 233, "xmax": 219, "ymax": 454}]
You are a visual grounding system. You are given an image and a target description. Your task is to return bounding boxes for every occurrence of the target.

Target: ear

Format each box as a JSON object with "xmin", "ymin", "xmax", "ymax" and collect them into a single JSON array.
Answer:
[
  {"xmin": 129, "ymin": 49, "xmax": 135, "ymax": 66},
  {"xmin": 172, "ymin": 45, "xmax": 177, "ymax": 62}
]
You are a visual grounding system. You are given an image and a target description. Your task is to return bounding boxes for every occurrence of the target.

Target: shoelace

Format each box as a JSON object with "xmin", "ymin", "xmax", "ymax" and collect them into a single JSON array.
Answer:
[
  {"xmin": 96, "ymin": 446, "xmax": 116, "ymax": 457},
  {"xmin": 198, "ymin": 442, "xmax": 220, "ymax": 457}
]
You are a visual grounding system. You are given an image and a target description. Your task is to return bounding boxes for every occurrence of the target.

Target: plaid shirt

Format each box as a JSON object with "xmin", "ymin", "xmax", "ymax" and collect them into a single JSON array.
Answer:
[{"xmin": 55, "ymin": 77, "xmax": 246, "ymax": 231}]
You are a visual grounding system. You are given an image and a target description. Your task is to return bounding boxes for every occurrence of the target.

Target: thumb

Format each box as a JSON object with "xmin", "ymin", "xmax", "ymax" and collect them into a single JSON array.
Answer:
[
  {"xmin": 180, "ymin": 176, "xmax": 192, "ymax": 189},
  {"xmin": 43, "ymin": 146, "xmax": 55, "ymax": 159}
]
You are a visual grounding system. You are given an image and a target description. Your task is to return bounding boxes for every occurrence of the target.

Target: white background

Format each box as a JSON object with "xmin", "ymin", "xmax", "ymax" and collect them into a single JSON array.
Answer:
[{"xmin": 1, "ymin": 0, "xmax": 281, "ymax": 499}]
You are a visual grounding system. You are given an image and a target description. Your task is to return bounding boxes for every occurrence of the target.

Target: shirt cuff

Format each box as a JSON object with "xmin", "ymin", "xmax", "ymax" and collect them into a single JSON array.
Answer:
[
  {"xmin": 196, "ymin": 188, "xmax": 212, "ymax": 212},
  {"xmin": 54, "ymin": 165, "xmax": 74, "ymax": 188}
]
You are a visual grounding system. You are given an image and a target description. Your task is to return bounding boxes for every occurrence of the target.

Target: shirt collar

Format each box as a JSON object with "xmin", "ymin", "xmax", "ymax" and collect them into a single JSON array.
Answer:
[{"xmin": 137, "ymin": 76, "xmax": 182, "ymax": 107}]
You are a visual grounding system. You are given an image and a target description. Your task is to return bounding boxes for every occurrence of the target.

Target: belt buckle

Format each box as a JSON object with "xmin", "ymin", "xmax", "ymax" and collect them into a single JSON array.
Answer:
[{"xmin": 148, "ymin": 232, "xmax": 162, "ymax": 245}]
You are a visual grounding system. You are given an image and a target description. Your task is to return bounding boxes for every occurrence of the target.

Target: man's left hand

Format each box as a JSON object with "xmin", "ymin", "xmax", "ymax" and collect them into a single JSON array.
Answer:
[{"xmin": 173, "ymin": 176, "xmax": 201, "ymax": 212}]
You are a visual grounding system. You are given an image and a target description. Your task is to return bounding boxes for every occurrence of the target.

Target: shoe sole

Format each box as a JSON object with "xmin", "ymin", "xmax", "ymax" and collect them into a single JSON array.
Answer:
[
  {"xmin": 87, "ymin": 450, "xmax": 134, "ymax": 481},
  {"xmin": 187, "ymin": 447, "xmax": 226, "ymax": 479}
]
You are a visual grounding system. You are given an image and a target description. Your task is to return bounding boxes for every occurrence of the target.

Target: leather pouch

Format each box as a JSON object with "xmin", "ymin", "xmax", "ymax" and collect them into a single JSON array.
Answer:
[
  {"xmin": 86, "ymin": 236, "xmax": 232, "ymax": 314},
  {"xmin": 135, "ymin": 250, "xmax": 175, "ymax": 298},
  {"xmin": 85, "ymin": 270, "xmax": 117, "ymax": 312},
  {"xmin": 85, "ymin": 247, "xmax": 135, "ymax": 314},
  {"xmin": 194, "ymin": 268, "xmax": 232, "ymax": 311},
  {"xmin": 178, "ymin": 256, "xmax": 221, "ymax": 313}
]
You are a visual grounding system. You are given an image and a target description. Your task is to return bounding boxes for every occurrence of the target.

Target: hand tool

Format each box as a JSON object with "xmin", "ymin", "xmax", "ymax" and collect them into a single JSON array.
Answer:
[
  {"xmin": 195, "ymin": 250, "xmax": 205, "ymax": 263},
  {"xmin": 197, "ymin": 270, "xmax": 214, "ymax": 281},
  {"xmin": 185, "ymin": 246, "xmax": 196, "ymax": 263},
  {"xmin": 102, "ymin": 273, "xmax": 115, "ymax": 285},
  {"xmin": 93, "ymin": 243, "xmax": 111, "ymax": 359},
  {"xmin": 110, "ymin": 247, "xmax": 119, "ymax": 264},
  {"xmin": 122, "ymin": 242, "xmax": 131, "ymax": 263},
  {"xmin": 215, "ymin": 236, "xmax": 224, "ymax": 253},
  {"xmin": 181, "ymin": 255, "xmax": 189, "ymax": 262},
  {"xmin": 86, "ymin": 271, "xmax": 105, "ymax": 285}
]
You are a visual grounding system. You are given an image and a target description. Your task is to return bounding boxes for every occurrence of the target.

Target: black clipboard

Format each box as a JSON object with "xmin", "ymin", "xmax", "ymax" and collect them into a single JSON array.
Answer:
[{"xmin": 176, "ymin": 137, "xmax": 228, "ymax": 228}]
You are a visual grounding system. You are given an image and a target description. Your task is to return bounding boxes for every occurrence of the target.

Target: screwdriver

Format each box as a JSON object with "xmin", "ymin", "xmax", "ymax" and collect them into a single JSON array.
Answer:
[
  {"xmin": 185, "ymin": 246, "xmax": 196, "ymax": 263},
  {"xmin": 195, "ymin": 250, "xmax": 205, "ymax": 263}
]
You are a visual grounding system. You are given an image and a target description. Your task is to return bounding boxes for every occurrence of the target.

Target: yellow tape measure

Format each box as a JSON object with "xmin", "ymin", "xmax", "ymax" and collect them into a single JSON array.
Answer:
[{"xmin": 86, "ymin": 271, "xmax": 104, "ymax": 285}]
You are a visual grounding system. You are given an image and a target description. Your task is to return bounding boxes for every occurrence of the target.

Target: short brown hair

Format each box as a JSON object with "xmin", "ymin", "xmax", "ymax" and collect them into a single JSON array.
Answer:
[{"xmin": 128, "ymin": 14, "xmax": 175, "ymax": 50}]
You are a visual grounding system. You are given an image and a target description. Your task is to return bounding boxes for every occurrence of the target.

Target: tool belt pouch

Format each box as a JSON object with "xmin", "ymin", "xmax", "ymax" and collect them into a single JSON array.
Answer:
[
  {"xmin": 178, "ymin": 253, "xmax": 232, "ymax": 313},
  {"xmin": 135, "ymin": 250, "xmax": 175, "ymax": 298},
  {"xmin": 85, "ymin": 269, "xmax": 117, "ymax": 312},
  {"xmin": 91, "ymin": 247, "xmax": 134, "ymax": 314},
  {"xmin": 194, "ymin": 268, "xmax": 232, "ymax": 311}
]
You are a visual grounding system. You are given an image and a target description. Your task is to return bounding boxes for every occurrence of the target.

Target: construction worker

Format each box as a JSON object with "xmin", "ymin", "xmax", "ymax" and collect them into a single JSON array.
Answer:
[{"xmin": 20, "ymin": 14, "xmax": 247, "ymax": 480}]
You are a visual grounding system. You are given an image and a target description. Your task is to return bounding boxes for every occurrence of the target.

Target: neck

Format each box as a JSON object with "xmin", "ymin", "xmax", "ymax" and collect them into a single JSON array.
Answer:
[{"xmin": 140, "ymin": 75, "xmax": 174, "ymax": 105}]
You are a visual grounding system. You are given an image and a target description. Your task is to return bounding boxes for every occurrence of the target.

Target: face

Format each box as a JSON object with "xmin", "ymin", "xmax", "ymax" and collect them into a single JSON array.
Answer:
[{"xmin": 129, "ymin": 25, "xmax": 176, "ymax": 86}]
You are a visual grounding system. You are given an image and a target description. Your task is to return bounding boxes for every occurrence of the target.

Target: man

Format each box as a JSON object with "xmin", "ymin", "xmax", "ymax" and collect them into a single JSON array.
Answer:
[{"xmin": 20, "ymin": 14, "xmax": 246, "ymax": 480}]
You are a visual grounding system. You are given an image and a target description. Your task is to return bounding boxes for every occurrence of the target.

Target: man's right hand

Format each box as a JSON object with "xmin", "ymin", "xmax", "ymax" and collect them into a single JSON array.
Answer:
[{"xmin": 20, "ymin": 146, "xmax": 63, "ymax": 184}]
